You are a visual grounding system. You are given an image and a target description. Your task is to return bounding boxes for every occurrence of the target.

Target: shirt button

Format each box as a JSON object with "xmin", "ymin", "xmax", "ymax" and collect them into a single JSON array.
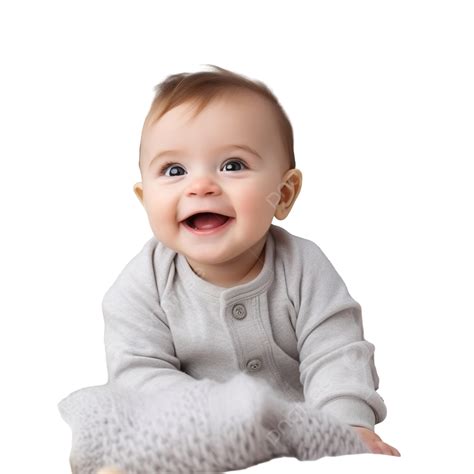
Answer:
[
  {"xmin": 246, "ymin": 359, "xmax": 262, "ymax": 372},
  {"xmin": 232, "ymin": 303, "xmax": 247, "ymax": 320}
]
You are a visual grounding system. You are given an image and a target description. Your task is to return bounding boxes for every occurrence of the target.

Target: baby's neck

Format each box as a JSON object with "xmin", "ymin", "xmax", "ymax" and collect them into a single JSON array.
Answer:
[{"xmin": 186, "ymin": 235, "xmax": 267, "ymax": 288}]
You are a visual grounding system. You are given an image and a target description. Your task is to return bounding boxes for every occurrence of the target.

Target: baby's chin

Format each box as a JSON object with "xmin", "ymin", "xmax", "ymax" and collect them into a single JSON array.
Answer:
[{"xmin": 180, "ymin": 249, "xmax": 238, "ymax": 267}]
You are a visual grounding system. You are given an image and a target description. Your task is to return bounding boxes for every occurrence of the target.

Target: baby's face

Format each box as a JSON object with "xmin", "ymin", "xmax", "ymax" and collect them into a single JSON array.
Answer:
[{"xmin": 135, "ymin": 90, "xmax": 291, "ymax": 267}]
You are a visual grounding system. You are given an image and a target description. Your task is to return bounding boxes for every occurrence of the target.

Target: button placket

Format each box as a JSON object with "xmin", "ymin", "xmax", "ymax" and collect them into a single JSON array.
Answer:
[{"xmin": 229, "ymin": 301, "xmax": 263, "ymax": 373}]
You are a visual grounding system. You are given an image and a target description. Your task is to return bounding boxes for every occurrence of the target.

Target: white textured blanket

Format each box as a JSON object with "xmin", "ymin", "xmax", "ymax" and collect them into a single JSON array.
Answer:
[{"xmin": 58, "ymin": 373, "xmax": 369, "ymax": 473}]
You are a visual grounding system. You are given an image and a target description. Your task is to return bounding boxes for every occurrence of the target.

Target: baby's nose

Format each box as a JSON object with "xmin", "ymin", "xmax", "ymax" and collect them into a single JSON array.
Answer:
[{"xmin": 185, "ymin": 175, "xmax": 221, "ymax": 196}]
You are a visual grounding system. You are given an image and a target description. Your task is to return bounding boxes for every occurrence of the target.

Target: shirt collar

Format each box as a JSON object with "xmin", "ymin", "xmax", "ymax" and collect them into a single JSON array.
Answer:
[{"xmin": 175, "ymin": 226, "xmax": 276, "ymax": 301}]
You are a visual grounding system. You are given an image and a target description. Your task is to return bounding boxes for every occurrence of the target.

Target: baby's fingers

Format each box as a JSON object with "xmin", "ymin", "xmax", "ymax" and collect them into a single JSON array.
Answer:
[
  {"xmin": 389, "ymin": 445, "xmax": 401, "ymax": 457},
  {"xmin": 370, "ymin": 440, "xmax": 401, "ymax": 456}
]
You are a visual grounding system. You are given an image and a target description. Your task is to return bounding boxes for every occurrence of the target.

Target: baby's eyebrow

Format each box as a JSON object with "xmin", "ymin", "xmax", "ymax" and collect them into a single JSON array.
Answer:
[{"xmin": 149, "ymin": 144, "xmax": 262, "ymax": 169}]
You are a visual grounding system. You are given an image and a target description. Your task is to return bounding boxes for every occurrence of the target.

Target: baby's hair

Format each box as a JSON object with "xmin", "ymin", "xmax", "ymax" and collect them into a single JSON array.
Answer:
[{"xmin": 138, "ymin": 64, "xmax": 295, "ymax": 171}]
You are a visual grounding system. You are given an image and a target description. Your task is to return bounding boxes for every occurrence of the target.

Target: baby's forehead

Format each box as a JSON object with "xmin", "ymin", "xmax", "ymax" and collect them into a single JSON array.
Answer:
[
  {"xmin": 148, "ymin": 94, "xmax": 278, "ymax": 143},
  {"xmin": 140, "ymin": 90, "xmax": 288, "ymax": 171}
]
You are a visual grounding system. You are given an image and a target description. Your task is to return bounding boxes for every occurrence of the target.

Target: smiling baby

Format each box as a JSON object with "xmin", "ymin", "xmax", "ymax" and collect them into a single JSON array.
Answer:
[{"xmin": 103, "ymin": 64, "xmax": 400, "ymax": 459}]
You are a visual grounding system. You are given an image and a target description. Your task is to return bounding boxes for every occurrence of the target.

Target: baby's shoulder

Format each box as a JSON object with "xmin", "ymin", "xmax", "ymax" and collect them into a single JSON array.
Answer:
[
  {"xmin": 104, "ymin": 236, "xmax": 176, "ymax": 297},
  {"xmin": 271, "ymin": 224, "xmax": 326, "ymax": 265}
]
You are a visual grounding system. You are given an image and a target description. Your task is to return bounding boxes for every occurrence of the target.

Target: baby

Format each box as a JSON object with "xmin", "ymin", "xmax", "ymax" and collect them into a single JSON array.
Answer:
[{"xmin": 103, "ymin": 64, "xmax": 400, "ymax": 460}]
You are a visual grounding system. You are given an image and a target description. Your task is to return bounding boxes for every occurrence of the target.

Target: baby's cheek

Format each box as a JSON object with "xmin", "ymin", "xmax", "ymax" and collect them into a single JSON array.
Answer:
[
  {"xmin": 145, "ymin": 202, "xmax": 175, "ymax": 238},
  {"xmin": 240, "ymin": 188, "xmax": 275, "ymax": 216}
]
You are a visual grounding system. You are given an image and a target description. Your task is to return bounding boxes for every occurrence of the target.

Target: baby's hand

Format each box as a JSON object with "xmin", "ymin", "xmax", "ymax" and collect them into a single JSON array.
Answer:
[{"xmin": 351, "ymin": 426, "xmax": 401, "ymax": 457}]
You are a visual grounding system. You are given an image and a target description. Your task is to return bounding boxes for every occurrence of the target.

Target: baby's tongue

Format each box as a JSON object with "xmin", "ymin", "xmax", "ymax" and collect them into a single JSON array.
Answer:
[{"xmin": 192, "ymin": 212, "xmax": 228, "ymax": 230}]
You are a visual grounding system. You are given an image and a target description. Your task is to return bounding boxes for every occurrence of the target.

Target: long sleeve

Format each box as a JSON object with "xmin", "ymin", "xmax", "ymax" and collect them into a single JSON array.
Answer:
[
  {"xmin": 103, "ymin": 239, "xmax": 195, "ymax": 394},
  {"xmin": 294, "ymin": 241, "xmax": 387, "ymax": 430}
]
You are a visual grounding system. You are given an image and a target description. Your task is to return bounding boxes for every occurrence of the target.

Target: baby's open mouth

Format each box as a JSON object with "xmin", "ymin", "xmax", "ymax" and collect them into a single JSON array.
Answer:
[{"xmin": 184, "ymin": 212, "xmax": 231, "ymax": 231}]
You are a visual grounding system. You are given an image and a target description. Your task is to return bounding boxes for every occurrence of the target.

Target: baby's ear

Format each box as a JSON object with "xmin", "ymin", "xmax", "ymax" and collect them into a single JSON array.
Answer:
[
  {"xmin": 133, "ymin": 182, "xmax": 144, "ymax": 205},
  {"xmin": 274, "ymin": 169, "xmax": 303, "ymax": 220}
]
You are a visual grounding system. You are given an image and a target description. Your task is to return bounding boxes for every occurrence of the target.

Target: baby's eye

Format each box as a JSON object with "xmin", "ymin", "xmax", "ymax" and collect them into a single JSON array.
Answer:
[
  {"xmin": 222, "ymin": 159, "xmax": 248, "ymax": 172},
  {"xmin": 160, "ymin": 162, "xmax": 186, "ymax": 177}
]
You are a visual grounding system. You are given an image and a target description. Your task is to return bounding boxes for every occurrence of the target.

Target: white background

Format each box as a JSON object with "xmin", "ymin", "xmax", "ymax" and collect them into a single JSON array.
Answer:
[{"xmin": 1, "ymin": 0, "xmax": 473, "ymax": 472}]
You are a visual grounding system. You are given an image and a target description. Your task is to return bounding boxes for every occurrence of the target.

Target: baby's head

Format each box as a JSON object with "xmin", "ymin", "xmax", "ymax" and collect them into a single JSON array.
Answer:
[{"xmin": 134, "ymin": 65, "xmax": 302, "ymax": 273}]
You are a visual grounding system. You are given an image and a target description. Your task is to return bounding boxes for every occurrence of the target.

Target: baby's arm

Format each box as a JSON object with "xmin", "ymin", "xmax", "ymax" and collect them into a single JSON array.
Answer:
[
  {"xmin": 102, "ymin": 240, "xmax": 195, "ymax": 393},
  {"xmin": 292, "ymin": 241, "xmax": 400, "ymax": 455},
  {"xmin": 293, "ymin": 242, "xmax": 387, "ymax": 430}
]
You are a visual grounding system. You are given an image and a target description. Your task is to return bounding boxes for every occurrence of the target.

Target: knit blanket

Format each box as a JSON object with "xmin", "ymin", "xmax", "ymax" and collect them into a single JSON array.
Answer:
[{"xmin": 58, "ymin": 373, "xmax": 369, "ymax": 473}]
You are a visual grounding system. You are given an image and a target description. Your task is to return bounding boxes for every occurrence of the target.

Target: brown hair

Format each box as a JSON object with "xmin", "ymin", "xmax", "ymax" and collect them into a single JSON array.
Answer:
[{"xmin": 138, "ymin": 64, "xmax": 295, "ymax": 171}]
